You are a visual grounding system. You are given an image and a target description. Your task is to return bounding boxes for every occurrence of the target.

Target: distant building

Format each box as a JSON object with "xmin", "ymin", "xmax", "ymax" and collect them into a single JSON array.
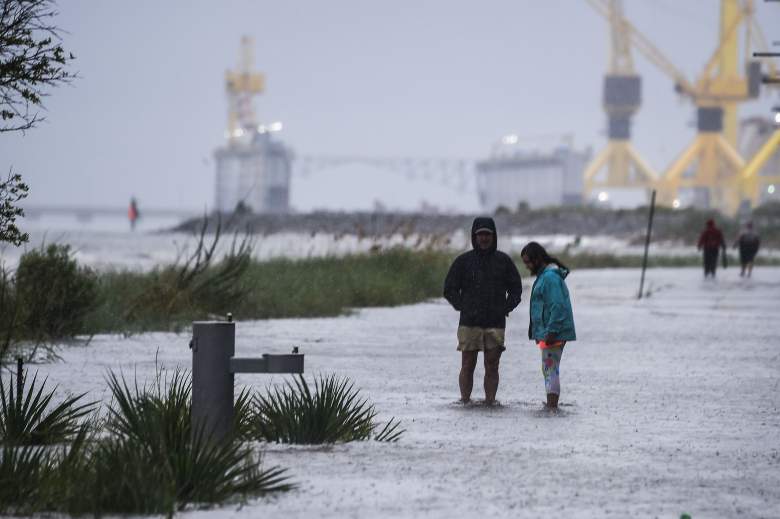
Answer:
[
  {"xmin": 214, "ymin": 37, "xmax": 293, "ymax": 214},
  {"xmin": 476, "ymin": 145, "xmax": 591, "ymax": 211},
  {"xmin": 214, "ymin": 131, "xmax": 292, "ymax": 213}
]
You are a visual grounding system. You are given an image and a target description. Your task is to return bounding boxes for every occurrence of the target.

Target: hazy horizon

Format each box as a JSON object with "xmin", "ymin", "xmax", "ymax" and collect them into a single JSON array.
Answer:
[{"xmin": 2, "ymin": 0, "xmax": 778, "ymax": 215}]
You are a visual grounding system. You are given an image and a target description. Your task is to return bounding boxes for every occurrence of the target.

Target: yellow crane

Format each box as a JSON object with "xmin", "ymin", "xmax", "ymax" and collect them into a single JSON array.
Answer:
[
  {"xmin": 225, "ymin": 36, "xmax": 265, "ymax": 140},
  {"xmin": 739, "ymin": 4, "xmax": 780, "ymax": 208},
  {"xmin": 586, "ymin": 0, "xmax": 775, "ymax": 214},
  {"xmin": 661, "ymin": 0, "xmax": 763, "ymax": 214},
  {"xmin": 741, "ymin": 121, "xmax": 780, "ymax": 207},
  {"xmin": 583, "ymin": 0, "xmax": 658, "ymax": 204}
]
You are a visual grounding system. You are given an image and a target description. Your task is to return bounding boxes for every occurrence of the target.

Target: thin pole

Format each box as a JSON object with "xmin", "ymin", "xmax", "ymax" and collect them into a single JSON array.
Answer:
[
  {"xmin": 16, "ymin": 356, "xmax": 23, "ymax": 400},
  {"xmin": 638, "ymin": 190, "xmax": 657, "ymax": 299}
]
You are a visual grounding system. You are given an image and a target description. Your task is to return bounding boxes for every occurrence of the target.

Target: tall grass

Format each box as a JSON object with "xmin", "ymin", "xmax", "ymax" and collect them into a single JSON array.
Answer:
[
  {"xmin": 76, "ymin": 247, "xmax": 450, "ymax": 335},
  {"xmin": 88, "ymin": 247, "xmax": 780, "ymax": 328},
  {"xmin": 84, "ymin": 225, "xmax": 255, "ymax": 335},
  {"xmin": 6, "ymin": 236, "xmax": 780, "ymax": 342},
  {"xmin": 234, "ymin": 249, "xmax": 450, "ymax": 320}
]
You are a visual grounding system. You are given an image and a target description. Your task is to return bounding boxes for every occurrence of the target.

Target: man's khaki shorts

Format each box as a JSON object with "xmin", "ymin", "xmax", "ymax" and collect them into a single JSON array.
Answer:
[{"xmin": 457, "ymin": 326, "xmax": 506, "ymax": 352}]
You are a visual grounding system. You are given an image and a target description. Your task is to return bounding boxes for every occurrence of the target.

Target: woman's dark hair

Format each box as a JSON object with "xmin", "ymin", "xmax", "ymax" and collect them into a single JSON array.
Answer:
[{"xmin": 520, "ymin": 241, "xmax": 569, "ymax": 271}]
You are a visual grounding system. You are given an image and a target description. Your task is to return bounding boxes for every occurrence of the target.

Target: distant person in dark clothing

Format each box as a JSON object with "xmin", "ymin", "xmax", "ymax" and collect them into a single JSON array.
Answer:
[
  {"xmin": 734, "ymin": 221, "xmax": 760, "ymax": 278},
  {"xmin": 443, "ymin": 216, "xmax": 523, "ymax": 405},
  {"xmin": 697, "ymin": 219, "xmax": 726, "ymax": 278},
  {"xmin": 521, "ymin": 242, "xmax": 576, "ymax": 410}
]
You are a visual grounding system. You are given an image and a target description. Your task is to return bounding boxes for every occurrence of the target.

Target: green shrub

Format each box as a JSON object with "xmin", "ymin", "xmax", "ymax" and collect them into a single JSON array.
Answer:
[
  {"xmin": 0, "ymin": 266, "xmax": 19, "ymax": 364},
  {"xmin": 15, "ymin": 244, "xmax": 98, "ymax": 341},
  {"xmin": 250, "ymin": 374, "xmax": 404, "ymax": 444}
]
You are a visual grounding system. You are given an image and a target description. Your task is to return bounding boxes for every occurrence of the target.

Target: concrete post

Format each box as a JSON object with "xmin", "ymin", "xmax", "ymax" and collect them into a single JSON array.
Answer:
[{"xmin": 191, "ymin": 320, "xmax": 235, "ymax": 442}]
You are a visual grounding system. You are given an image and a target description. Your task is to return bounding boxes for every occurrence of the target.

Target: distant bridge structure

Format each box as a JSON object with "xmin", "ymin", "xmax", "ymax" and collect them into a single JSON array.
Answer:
[
  {"xmin": 292, "ymin": 154, "xmax": 479, "ymax": 193},
  {"xmin": 20, "ymin": 155, "xmax": 480, "ymax": 222}
]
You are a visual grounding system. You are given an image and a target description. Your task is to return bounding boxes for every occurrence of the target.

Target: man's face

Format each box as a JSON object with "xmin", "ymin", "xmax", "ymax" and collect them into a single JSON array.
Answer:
[
  {"xmin": 522, "ymin": 254, "xmax": 541, "ymax": 275},
  {"xmin": 476, "ymin": 231, "xmax": 493, "ymax": 250}
]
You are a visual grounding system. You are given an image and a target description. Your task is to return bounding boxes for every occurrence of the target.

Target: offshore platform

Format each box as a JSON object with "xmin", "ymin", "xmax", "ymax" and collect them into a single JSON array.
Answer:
[{"xmin": 213, "ymin": 37, "xmax": 292, "ymax": 213}]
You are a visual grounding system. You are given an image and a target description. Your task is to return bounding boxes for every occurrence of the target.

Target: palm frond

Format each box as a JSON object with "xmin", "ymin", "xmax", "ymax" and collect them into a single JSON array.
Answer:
[
  {"xmin": 250, "ymin": 374, "xmax": 404, "ymax": 444},
  {"xmin": 0, "ymin": 443, "xmax": 54, "ymax": 512},
  {"xmin": 0, "ymin": 368, "xmax": 95, "ymax": 445}
]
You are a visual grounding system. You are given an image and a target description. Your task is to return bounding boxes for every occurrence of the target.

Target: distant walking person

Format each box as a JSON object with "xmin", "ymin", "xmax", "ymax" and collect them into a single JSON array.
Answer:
[
  {"xmin": 521, "ymin": 242, "xmax": 576, "ymax": 410},
  {"xmin": 697, "ymin": 219, "xmax": 726, "ymax": 278},
  {"xmin": 128, "ymin": 197, "xmax": 140, "ymax": 231},
  {"xmin": 734, "ymin": 221, "xmax": 760, "ymax": 278},
  {"xmin": 444, "ymin": 216, "xmax": 523, "ymax": 405}
]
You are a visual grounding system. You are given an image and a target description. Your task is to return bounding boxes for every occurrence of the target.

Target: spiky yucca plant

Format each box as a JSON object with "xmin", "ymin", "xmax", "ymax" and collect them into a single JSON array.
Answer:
[
  {"xmin": 0, "ymin": 368, "xmax": 94, "ymax": 445},
  {"xmin": 97, "ymin": 368, "xmax": 291, "ymax": 513},
  {"xmin": 0, "ymin": 443, "xmax": 53, "ymax": 510},
  {"xmin": 0, "ymin": 424, "xmax": 91, "ymax": 515},
  {"xmin": 0, "ymin": 367, "xmax": 292, "ymax": 516},
  {"xmin": 251, "ymin": 374, "xmax": 404, "ymax": 444}
]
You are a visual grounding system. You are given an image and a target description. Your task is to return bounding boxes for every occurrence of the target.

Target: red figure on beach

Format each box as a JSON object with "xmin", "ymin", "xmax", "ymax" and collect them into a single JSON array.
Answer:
[{"xmin": 128, "ymin": 197, "xmax": 140, "ymax": 231}]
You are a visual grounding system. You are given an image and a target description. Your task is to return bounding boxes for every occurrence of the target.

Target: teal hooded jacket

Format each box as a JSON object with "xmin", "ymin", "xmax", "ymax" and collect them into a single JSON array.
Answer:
[{"xmin": 528, "ymin": 265, "xmax": 576, "ymax": 341}]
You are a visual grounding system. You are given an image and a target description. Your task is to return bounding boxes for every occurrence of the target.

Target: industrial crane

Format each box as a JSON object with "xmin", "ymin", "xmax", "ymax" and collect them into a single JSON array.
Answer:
[
  {"xmin": 586, "ymin": 0, "xmax": 778, "ymax": 214},
  {"xmin": 740, "ymin": 2, "xmax": 780, "ymax": 209},
  {"xmin": 583, "ymin": 0, "xmax": 658, "ymax": 205},
  {"xmin": 225, "ymin": 36, "xmax": 265, "ymax": 141},
  {"xmin": 741, "ymin": 121, "xmax": 780, "ymax": 207}
]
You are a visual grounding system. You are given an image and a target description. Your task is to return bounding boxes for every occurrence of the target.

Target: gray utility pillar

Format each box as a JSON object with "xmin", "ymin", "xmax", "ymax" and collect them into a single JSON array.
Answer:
[{"xmin": 190, "ymin": 316, "xmax": 304, "ymax": 442}]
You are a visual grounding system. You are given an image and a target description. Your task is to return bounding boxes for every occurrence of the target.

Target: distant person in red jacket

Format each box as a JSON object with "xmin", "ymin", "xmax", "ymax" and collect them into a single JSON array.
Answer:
[
  {"xmin": 733, "ymin": 221, "xmax": 760, "ymax": 278},
  {"xmin": 128, "ymin": 197, "xmax": 140, "ymax": 231},
  {"xmin": 697, "ymin": 218, "xmax": 726, "ymax": 278}
]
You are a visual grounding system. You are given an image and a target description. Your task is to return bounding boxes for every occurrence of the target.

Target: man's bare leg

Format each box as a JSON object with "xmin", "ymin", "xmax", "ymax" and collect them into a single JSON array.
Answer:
[
  {"xmin": 483, "ymin": 347, "xmax": 502, "ymax": 404},
  {"xmin": 459, "ymin": 351, "xmax": 478, "ymax": 402}
]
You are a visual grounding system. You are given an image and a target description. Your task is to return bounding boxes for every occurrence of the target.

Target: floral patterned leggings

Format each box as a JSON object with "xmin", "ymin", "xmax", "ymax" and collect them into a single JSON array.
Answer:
[{"xmin": 541, "ymin": 345, "xmax": 565, "ymax": 395}]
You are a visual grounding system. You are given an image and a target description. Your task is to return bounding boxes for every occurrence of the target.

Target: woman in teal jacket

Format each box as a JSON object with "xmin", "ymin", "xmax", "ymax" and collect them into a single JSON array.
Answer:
[{"xmin": 521, "ymin": 242, "xmax": 576, "ymax": 409}]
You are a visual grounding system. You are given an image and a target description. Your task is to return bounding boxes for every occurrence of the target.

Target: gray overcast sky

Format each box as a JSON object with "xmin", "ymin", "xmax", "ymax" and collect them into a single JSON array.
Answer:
[{"xmin": 1, "ymin": 0, "xmax": 778, "ymax": 213}]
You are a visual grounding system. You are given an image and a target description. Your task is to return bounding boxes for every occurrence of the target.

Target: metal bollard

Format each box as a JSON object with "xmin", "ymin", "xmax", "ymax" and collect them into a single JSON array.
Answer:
[
  {"xmin": 191, "ymin": 320, "xmax": 236, "ymax": 442},
  {"xmin": 190, "ymin": 316, "xmax": 304, "ymax": 442}
]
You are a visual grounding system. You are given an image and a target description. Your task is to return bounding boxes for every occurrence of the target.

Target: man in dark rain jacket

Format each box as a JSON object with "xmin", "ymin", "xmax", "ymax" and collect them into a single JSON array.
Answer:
[{"xmin": 443, "ymin": 216, "xmax": 523, "ymax": 405}]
